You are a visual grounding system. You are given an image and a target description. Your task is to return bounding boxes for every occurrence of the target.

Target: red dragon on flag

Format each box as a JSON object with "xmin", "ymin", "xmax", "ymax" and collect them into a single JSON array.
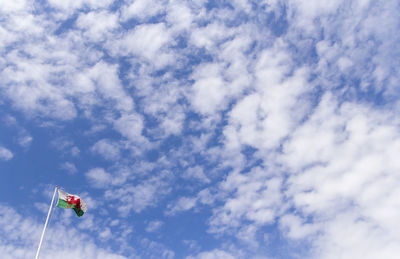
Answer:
[{"xmin": 56, "ymin": 189, "xmax": 87, "ymax": 217}]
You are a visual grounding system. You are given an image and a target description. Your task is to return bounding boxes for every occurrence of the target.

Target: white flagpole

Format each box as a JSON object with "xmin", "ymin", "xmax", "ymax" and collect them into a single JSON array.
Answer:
[{"xmin": 35, "ymin": 185, "xmax": 58, "ymax": 259}]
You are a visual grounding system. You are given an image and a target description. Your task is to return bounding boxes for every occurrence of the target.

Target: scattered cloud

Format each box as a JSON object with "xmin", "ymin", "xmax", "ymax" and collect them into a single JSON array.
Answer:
[
  {"xmin": 0, "ymin": 146, "xmax": 13, "ymax": 161},
  {"xmin": 187, "ymin": 249, "xmax": 236, "ymax": 259},
  {"xmin": 166, "ymin": 196, "xmax": 198, "ymax": 216},
  {"xmin": 182, "ymin": 166, "xmax": 210, "ymax": 183},
  {"xmin": 114, "ymin": 113, "xmax": 145, "ymax": 143},
  {"xmin": 91, "ymin": 139, "xmax": 121, "ymax": 161},
  {"xmin": 146, "ymin": 220, "xmax": 164, "ymax": 233},
  {"xmin": 76, "ymin": 11, "xmax": 119, "ymax": 42},
  {"xmin": 0, "ymin": 0, "xmax": 399, "ymax": 258},
  {"xmin": 0, "ymin": 203, "xmax": 128, "ymax": 259},
  {"xmin": 105, "ymin": 170, "xmax": 174, "ymax": 215},
  {"xmin": 17, "ymin": 134, "xmax": 33, "ymax": 148},
  {"xmin": 60, "ymin": 162, "xmax": 78, "ymax": 174},
  {"xmin": 121, "ymin": 0, "xmax": 165, "ymax": 21},
  {"xmin": 85, "ymin": 167, "xmax": 112, "ymax": 188}
]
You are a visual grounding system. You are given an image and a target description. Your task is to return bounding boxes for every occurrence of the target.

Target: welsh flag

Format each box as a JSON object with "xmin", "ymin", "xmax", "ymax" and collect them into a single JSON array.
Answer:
[{"xmin": 56, "ymin": 189, "xmax": 87, "ymax": 217}]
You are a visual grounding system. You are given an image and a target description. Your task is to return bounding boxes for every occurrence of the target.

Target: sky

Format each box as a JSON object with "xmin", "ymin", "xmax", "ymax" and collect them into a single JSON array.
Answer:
[{"xmin": 0, "ymin": 0, "xmax": 399, "ymax": 258}]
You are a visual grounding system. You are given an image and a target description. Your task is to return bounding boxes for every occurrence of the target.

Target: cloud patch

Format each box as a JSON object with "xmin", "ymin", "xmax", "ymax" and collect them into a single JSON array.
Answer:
[{"xmin": 0, "ymin": 146, "xmax": 13, "ymax": 161}]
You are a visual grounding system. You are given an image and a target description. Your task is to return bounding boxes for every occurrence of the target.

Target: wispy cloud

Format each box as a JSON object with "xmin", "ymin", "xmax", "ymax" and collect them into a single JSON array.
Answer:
[
  {"xmin": 91, "ymin": 139, "xmax": 121, "ymax": 161},
  {"xmin": 60, "ymin": 161, "xmax": 78, "ymax": 174},
  {"xmin": 0, "ymin": 203, "xmax": 128, "ymax": 259},
  {"xmin": 0, "ymin": 146, "xmax": 13, "ymax": 161},
  {"xmin": 146, "ymin": 220, "xmax": 164, "ymax": 233}
]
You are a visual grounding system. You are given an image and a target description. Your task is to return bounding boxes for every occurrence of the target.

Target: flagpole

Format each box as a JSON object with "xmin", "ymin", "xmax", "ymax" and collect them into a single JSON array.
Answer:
[{"xmin": 35, "ymin": 185, "xmax": 58, "ymax": 259}]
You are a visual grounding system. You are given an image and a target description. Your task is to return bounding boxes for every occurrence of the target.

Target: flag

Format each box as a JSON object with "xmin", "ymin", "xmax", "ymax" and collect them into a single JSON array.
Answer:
[{"xmin": 56, "ymin": 189, "xmax": 87, "ymax": 217}]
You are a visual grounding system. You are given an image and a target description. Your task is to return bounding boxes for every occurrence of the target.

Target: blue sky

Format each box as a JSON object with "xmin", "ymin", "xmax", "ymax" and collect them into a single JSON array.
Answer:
[{"xmin": 1, "ymin": 0, "xmax": 400, "ymax": 258}]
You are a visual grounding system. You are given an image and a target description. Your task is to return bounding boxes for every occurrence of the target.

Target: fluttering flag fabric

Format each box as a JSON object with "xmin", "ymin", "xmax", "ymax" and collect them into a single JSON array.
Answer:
[{"xmin": 56, "ymin": 189, "xmax": 87, "ymax": 217}]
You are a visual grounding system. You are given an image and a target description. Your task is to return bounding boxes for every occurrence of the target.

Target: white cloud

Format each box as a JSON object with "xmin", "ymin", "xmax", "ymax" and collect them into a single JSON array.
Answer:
[
  {"xmin": 60, "ymin": 162, "xmax": 78, "ymax": 174},
  {"xmin": 51, "ymin": 138, "xmax": 73, "ymax": 152},
  {"xmin": 76, "ymin": 11, "xmax": 119, "ymax": 41},
  {"xmin": 287, "ymin": 0, "xmax": 400, "ymax": 97},
  {"xmin": 114, "ymin": 113, "xmax": 145, "ymax": 143},
  {"xmin": 212, "ymin": 89, "xmax": 400, "ymax": 255},
  {"xmin": 108, "ymin": 23, "xmax": 173, "ymax": 68},
  {"xmin": 121, "ymin": 0, "xmax": 166, "ymax": 21},
  {"xmin": 166, "ymin": 196, "xmax": 198, "ymax": 215},
  {"xmin": 190, "ymin": 63, "xmax": 228, "ymax": 115},
  {"xmin": 290, "ymin": 0, "xmax": 343, "ymax": 21},
  {"xmin": 166, "ymin": 1, "xmax": 194, "ymax": 31},
  {"xmin": 47, "ymin": 0, "xmax": 114, "ymax": 14},
  {"xmin": 85, "ymin": 165, "xmax": 134, "ymax": 191},
  {"xmin": 91, "ymin": 139, "xmax": 121, "ymax": 161},
  {"xmin": 2, "ymin": 75, "xmax": 78, "ymax": 120},
  {"xmin": 0, "ymin": 38, "xmax": 80, "ymax": 120},
  {"xmin": 140, "ymin": 238, "xmax": 175, "ymax": 259},
  {"xmin": 158, "ymin": 105, "xmax": 186, "ymax": 136},
  {"xmin": 0, "ymin": 204, "xmax": 128, "ymax": 259},
  {"xmin": 51, "ymin": 138, "xmax": 80, "ymax": 157},
  {"xmin": 18, "ymin": 134, "xmax": 32, "ymax": 148},
  {"xmin": 209, "ymin": 169, "xmax": 283, "ymax": 234},
  {"xmin": 2, "ymin": 115, "xmax": 33, "ymax": 149},
  {"xmin": 105, "ymin": 171, "xmax": 173, "ymax": 215},
  {"xmin": 134, "ymin": 78, "xmax": 186, "ymax": 137},
  {"xmin": 182, "ymin": 166, "xmax": 210, "ymax": 183},
  {"xmin": 0, "ymin": 0, "xmax": 32, "ymax": 13},
  {"xmin": 70, "ymin": 146, "xmax": 80, "ymax": 157},
  {"xmin": 279, "ymin": 214, "xmax": 319, "ymax": 240},
  {"xmin": 1, "ymin": 0, "xmax": 399, "ymax": 257},
  {"xmin": 188, "ymin": 31, "xmax": 254, "ymax": 116},
  {"xmin": 313, "ymin": 211, "xmax": 400, "ymax": 259},
  {"xmin": 187, "ymin": 249, "xmax": 236, "ymax": 259},
  {"xmin": 46, "ymin": 0, "xmax": 85, "ymax": 15},
  {"xmin": 279, "ymin": 93, "xmax": 400, "ymax": 258},
  {"xmin": 146, "ymin": 220, "xmax": 164, "ymax": 233},
  {"xmin": 87, "ymin": 61, "xmax": 134, "ymax": 112},
  {"xmin": 84, "ymin": 124, "xmax": 107, "ymax": 135},
  {"xmin": 0, "ymin": 146, "xmax": 13, "ymax": 161},
  {"xmin": 99, "ymin": 227, "xmax": 112, "ymax": 239},
  {"xmin": 190, "ymin": 22, "xmax": 233, "ymax": 50},
  {"xmin": 86, "ymin": 167, "xmax": 112, "ymax": 188}
]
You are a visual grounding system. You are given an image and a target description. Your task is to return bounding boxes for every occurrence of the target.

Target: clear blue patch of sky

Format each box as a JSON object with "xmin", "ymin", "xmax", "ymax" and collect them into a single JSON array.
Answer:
[
  {"xmin": 205, "ymin": 0, "xmax": 234, "ymax": 12},
  {"xmin": 54, "ymin": 15, "xmax": 79, "ymax": 35},
  {"xmin": 162, "ymin": 209, "xmax": 223, "ymax": 257}
]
